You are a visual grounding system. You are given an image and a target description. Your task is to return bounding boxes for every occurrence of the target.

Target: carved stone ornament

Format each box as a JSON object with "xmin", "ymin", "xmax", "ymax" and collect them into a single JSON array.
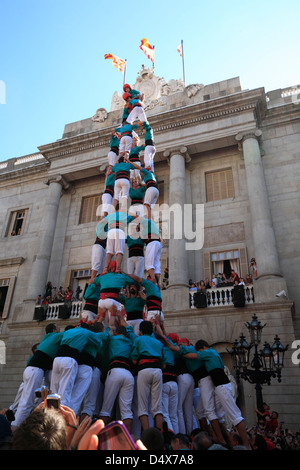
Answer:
[
  {"xmin": 108, "ymin": 66, "xmax": 201, "ymax": 113},
  {"xmin": 92, "ymin": 107, "xmax": 108, "ymax": 123}
]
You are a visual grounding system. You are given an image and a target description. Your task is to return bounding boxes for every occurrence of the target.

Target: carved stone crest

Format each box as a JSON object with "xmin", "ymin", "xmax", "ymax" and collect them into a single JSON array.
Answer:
[
  {"xmin": 102, "ymin": 66, "xmax": 204, "ymax": 115},
  {"xmin": 92, "ymin": 107, "xmax": 108, "ymax": 123}
]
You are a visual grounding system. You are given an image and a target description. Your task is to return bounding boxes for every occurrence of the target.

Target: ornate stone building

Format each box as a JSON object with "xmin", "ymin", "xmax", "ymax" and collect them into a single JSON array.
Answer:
[{"xmin": 0, "ymin": 67, "xmax": 300, "ymax": 429}]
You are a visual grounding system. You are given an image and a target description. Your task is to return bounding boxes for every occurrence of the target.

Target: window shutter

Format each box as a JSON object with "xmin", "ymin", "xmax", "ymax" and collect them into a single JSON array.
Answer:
[
  {"xmin": 239, "ymin": 247, "xmax": 248, "ymax": 279},
  {"xmin": 80, "ymin": 195, "xmax": 102, "ymax": 224},
  {"xmin": 206, "ymin": 169, "xmax": 234, "ymax": 202},
  {"xmin": 2, "ymin": 276, "xmax": 16, "ymax": 319}
]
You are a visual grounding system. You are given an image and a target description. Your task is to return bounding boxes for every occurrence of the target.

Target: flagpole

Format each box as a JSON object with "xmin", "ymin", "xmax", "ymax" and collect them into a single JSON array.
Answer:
[
  {"xmin": 123, "ymin": 59, "xmax": 127, "ymax": 86},
  {"xmin": 153, "ymin": 46, "xmax": 155, "ymax": 70},
  {"xmin": 181, "ymin": 40, "xmax": 185, "ymax": 86}
]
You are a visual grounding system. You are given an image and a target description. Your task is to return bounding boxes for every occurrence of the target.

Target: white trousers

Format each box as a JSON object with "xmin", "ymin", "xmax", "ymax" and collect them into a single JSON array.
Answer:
[
  {"xmin": 81, "ymin": 367, "xmax": 102, "ymax": 417},
  {"xmin": 50, "ymin": 356, "xmax": 78, "ymax": 408},
  {"xmin": 137, "ymin": 368, "xmax": 162, "ymax": 418},
  {"xmin": 107, "ymin": 150, "xmax": 118, "ymax": 166},
  {"xmin": 198, "ymin": 375, "xmax": 218, "ymax": 422},
  {"xmin": 91, "ymin": 243, "xmax": 106, "ymax": 274},
  {"xmin": 70, "ymin": 364, "xmax": 93, "ymax": 417},
  {"xmin": 177, "ymin": 373, "xmax": 195, "ymax": 434},
  {"xmin": 100, "ymin": 367, "xmax": 134, "ymax": 420},
  {"xmin": 101, "ymin": 193, "xmax": 113, "ymax": 215},
  {"xmin": 119, "ymin": 136, "xmax": 132, "ymax": 154},
  {"xmin": 106, "ymin": 228, "xmax": 126, "ymax": 255},
  {"xmin": 214, "ymin": 382, "xmax": 244, "ymax": 426},
  {"xmin": 145, "ymin": 240, "xmax": 162, "ymax": 274},
  {"xmin": 113, "ymin": 178, "xmax": 130, "ymax": 201},
  {"xmin": 127, "ymin": 318, "xmax": 144, "ymax": 336},
  {"xmin": 11, "ymin": 366, "xmax": 44, "ymax": 427},
  {"xmin": 144, "ymin": 186, "xmax": 159, "ymax": 207},
  {"xmin": 81, "ymin": 310, "xmax": 97, "ymax": 322},
  {"xmin": 127, "ymin": 255, "xmax": 145, "ymax": 278},
  {"xmin": 144, "ymin": 145, "xmax": 156, "ymax": 172},
  {"xmin": 161, "ymin": 381, "xmax": 179, "ymax": 433},
  {"xmin": 127, "ymin": 106, "xmax": 147, "ymax": 124}
]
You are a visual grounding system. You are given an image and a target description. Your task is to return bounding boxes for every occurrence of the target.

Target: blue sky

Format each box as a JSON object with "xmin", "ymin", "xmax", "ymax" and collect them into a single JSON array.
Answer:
[{"xmin": 0, "ymin": 0, "xmax": 299, "ymax": 162}]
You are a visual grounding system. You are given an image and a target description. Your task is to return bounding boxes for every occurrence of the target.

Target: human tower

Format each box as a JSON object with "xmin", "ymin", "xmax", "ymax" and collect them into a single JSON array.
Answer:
[
  {"xmin": 9, "ymin": 83, "xmax": 250, "ymax": 449},
  {"xmin": 82, "ymin": 82, "xmax": 164, "ymax": 333}
]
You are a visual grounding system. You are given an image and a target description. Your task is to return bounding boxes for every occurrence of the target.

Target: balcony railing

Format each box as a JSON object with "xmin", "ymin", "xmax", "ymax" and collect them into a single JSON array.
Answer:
[
  {"xmin": 34, "ymin": 301, "xmax": 83, "ymax": 322},
  {"xmin": 189, "ymin": 285, "xmax": 255, "ymax": 309}
]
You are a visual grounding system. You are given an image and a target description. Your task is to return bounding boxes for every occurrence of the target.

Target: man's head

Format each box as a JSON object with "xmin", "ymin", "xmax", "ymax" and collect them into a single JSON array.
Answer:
[
  {"xmin": 195, "ymin": 339, "xmax": 210, "ymax": 351},
  {"xmin": 12, "ymin": 408, "xmax": 68, "ymax": 450},
  {"xmin": 129, "ymin": 285, "xmax": 138, "ymax": 296},
  {"xmin": 123, "ymin": 92, "xmax": 131, "ymax": 102},
  {"xmin": 139, "ymin": 320, "xmax": 153, "ymax": 336},
  {"xmin": 45, "ymin": 323, "xmax": 59, "ymax": 334},
  {"xmin": 170, "ymin": 433, "xmax": 190, "ymax": 450},
  {"xmin": 123, "ymin": 84, "xmax": 132, "ymax": 93},
  {"xmin": 116, "ymin": 325, "xmax": 127, "ymax": 336}
]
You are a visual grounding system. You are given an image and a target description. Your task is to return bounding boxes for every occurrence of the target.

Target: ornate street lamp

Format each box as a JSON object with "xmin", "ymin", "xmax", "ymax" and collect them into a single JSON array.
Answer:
[{"xmin": 228, "ymin": 314, "xmax": 288, "ymax": 414}]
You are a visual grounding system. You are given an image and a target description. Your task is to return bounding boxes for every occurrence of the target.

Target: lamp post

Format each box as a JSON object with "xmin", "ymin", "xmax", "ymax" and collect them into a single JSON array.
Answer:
[{"xmin": 228, "ymin": 314, "xmax": 288, "ymax": 413}]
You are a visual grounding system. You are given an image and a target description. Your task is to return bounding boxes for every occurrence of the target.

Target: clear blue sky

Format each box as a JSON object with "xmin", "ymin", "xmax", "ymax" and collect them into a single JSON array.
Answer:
[{"xmin": 0, "ymin": 0, "xmax": 299, "ymax": 162}]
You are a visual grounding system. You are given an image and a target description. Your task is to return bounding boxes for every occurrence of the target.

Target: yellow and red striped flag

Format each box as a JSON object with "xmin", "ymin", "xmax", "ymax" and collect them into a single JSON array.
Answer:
[
  {"xmin": 139, "ymin": 38, "xmax": 155, "ymax": 63},
  {"xmin": 104, "ymin": 53, "xmax": 126, "ymax": 73}
]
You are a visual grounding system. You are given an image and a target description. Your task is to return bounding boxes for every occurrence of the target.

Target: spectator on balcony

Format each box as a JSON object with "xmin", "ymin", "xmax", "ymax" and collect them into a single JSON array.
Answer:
[
  {"xmin": 245, "ymin": 274, "xmax": 253, "ymax": 285},
  {"xmin": 189, "ymin": 283, "xmax": 197, "ymax": 292},
  {"xmin": 211, "ymin": 275, "xmax": 218, "ymax": 287},
  {"xmin": 230, "ymin": 269, "xmax": 240, "ymax": 284},
  {"xmin": 249, "ymin": 258, "xmax": 258, "ymax": 279},
  {"xmin": 238, "ymin": 278, "xmax": 245, "ymax": 286},
  {"xmin": 197, "ymin": 280, "xmax": 206, "ymax": 292},
  {"xmin": 220, "ymin": 273, "xmax": 229, "ymax": 285},
  {"xmin": 44, "ymin": 281, "xmax": 53, "ymax": 300},
  {"xmin": 36, "ymin": 295, "xmax": 42, "ymax": 305}
]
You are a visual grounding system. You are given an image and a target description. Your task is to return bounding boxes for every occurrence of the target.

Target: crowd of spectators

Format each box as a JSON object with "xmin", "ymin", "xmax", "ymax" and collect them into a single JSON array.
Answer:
[
  {"xmin": 36, "ymin": 282, "xmax": 80, "ymax": 306},
  {"xmin": 1, "ymin": 398, "xmax": 300, "ymax": 451},
  {"xmin": 188, "ymin": 270, "xmax": 253, "ymax": 293}
]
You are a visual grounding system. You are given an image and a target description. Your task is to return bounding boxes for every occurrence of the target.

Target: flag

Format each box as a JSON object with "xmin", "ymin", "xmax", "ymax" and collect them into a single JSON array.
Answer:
[
  {"xmin": 104, "ymin": 53, "xmax": 126, "ymax": 73},
  {"xmin": 177, "ymin": 43, "xmax": 183, "ymax": 57},
  {"xmin": 139, "ymin": 38, "xmax": 155, "ymax": 63}
]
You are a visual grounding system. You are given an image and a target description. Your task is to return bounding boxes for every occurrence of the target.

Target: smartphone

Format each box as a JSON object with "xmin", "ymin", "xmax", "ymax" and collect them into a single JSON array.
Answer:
[
  {"xmin": 46, "ymin": 393, "xmax": 61, "ymax": 409},
  {"xmin": 98, "ymin": 421, "xmax": 138, "ymax": 450}
]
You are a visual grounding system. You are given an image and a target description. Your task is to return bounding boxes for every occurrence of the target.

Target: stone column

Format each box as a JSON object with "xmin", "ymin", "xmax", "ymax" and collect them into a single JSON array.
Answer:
[
  {"xmin": 236, "ymin": 130, "xmax": 288, "ymax": 302},
  {"xmin": 26, "ymin": 175, "xmax": 70, "ymax": 303},
  {"xmin": 163, "ymin": 147, "xmax": 190, "ymax": 310}
]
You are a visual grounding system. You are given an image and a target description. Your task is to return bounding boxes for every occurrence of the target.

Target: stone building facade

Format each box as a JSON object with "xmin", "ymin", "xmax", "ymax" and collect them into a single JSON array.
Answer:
[{"xmin": 0, "ymin": 67, "xmax": 300, "ymax": 429}]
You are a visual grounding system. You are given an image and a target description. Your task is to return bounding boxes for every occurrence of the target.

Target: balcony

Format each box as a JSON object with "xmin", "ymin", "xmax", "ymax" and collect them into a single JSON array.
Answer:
[
  {"xmin": 34, "ymin": 301, "xmax": 83, "ymax": 322},
  {"xmin": 189, "ymin": 285, "xmax": 255, "ymax": 309}
]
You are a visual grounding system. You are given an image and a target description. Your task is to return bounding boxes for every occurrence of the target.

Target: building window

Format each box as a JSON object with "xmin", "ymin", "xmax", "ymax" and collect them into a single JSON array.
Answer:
[
  {"xmin": 205, "ymin": 169, "xmax": 234, "ymax": 202},
  {"xmin": 203, "ymin": 247, "xmax": 248, "ymax": 282},
  {"xmin": 79, "ymin": 195, "xmax": 102, "ymax": 224},
  {"xmin": 0, "ymin": 277, "xmax": 16, "ymax": 319},
  {"xmin": 71, "ymin": 269, "xmax": 92, "ymax": 300},
  {"xmin": 7, "ymin": 209, "xmax": 28, "ymax": 237}
]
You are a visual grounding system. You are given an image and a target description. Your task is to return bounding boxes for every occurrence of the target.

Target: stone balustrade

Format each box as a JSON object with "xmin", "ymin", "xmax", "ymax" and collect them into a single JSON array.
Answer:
[{"xmin": 189, "ymin": 285, "xmax": 255, "ymax": 309}]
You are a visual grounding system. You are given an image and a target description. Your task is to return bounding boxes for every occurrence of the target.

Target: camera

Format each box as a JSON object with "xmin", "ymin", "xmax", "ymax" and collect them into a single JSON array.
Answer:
[
  {"xmin": 46, "ymin": 393, "xmax": 61, "ymax": 409},
  {"xmin": 35, "ymin": 386, "xmax": 46, "ymax": 398}
]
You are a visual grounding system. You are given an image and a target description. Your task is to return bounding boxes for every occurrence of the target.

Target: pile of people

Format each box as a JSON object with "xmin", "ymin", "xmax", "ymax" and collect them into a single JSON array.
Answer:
[
  {"xmin": 2, "ymin": 317, "xmax": 298, "ymax": 451},
  {"xmin": 2, "ymin": 86, "xmax": 293, "ymax": 452}
]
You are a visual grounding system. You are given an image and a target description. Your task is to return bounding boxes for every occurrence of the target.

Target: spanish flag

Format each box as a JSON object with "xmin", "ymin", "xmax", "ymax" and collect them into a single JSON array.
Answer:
[
  {"xmin": 139, "ymin": 38, "xmax": 155, "ymax": 63},
  {"xmin": 104, "ymin": 53, "xmax": 126, "ymax": 73}
]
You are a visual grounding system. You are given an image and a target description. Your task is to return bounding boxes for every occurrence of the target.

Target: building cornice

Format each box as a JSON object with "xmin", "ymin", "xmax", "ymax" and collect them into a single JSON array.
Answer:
[{"xmin": 38, "ymin": 88, "xmax": 266, "ymax": 162}]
